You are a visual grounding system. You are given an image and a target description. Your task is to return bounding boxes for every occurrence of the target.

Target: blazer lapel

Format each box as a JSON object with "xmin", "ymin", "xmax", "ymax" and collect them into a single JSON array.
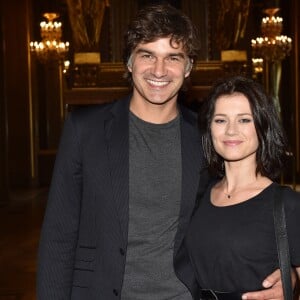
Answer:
[
  {"xmin": 104, "ymin": 96, "xmax": 131, "ymax": 244},
  {"xmin": 174, "ymin": 106, "xmax": 206, "ymax": 255},
  {"xmin": 173, "ymin": 106, "xmax": 211, "ymax": 297}
]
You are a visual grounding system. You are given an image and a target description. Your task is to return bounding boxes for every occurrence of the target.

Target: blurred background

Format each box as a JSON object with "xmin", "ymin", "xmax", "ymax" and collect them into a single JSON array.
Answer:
[{"xmin": 0, "ymin": 0, "xmax": 299, "ymax": 299}]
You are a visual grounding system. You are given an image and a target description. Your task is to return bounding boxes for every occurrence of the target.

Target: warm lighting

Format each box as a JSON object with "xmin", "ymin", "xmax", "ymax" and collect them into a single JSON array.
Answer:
[
  {"xmin": 251, "ymin": 8, "xmax": 292, "ymax": 62},
  {"xmin": 251, "ymin": 8, "xmax": 292, "ymax": 118},
  {"xmin": 30, "ymin": 13, "xmax": 69, "ymax": 63},
  {"xmin": 252, "ymin": 58, "xmax": 264, "ymax": 74},
  {"xmin": 63, "ymin": 60, "xmax": 70, "ymax": 74}
]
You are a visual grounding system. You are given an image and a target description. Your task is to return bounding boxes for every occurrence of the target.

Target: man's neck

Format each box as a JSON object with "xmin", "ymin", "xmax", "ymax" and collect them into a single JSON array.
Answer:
[{"xmin": 129, "ymin": 98, "xmax": 179, "ymax": 124}]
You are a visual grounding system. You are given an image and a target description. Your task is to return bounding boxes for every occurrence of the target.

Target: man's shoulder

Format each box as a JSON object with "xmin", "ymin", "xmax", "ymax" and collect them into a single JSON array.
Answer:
[
  {"xmin": 69, "ymin": 96, "xmax": 130, "ymax": 123},
  {"xmin": 179, "ymin": 104, "xmax": 198, "ymax": 124},
  {"xmin": 71, "ymin": 102, "xmax": 113, "ymax": 119}
]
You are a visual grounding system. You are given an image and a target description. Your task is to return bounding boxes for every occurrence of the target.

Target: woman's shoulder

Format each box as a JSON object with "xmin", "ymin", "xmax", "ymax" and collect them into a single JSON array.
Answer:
[
  {"xmin": 274, "ymin": 183, "xmax": 300, "ymax": 197},
  {"xmin": 273, "ymin": 183, "xmax": 300, "ymax": 209}
]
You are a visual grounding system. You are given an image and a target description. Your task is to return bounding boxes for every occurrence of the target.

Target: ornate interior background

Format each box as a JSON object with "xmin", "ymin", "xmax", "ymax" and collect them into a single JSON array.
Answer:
[{"xmin": 1, "ymin": 0, "xmax": 299, "ymax": 193}]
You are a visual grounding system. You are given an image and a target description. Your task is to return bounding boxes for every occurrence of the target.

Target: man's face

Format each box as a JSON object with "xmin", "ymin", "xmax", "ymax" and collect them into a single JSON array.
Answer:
[{"xmin": 127, "ymin": 37, "xmax": 192, "ymax": 108}]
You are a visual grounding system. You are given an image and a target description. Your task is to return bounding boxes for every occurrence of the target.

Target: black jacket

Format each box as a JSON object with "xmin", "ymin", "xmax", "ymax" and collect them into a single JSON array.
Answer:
[{"xmin": 37, "ymin": 95, "xmax": 208, "ymax": 299}]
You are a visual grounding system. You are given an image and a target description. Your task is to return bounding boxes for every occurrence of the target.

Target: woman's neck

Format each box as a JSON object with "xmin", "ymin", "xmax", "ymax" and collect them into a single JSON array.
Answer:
[{"xmin": 211, "ymin": 162, "xmax": 272, "ymax": 206}]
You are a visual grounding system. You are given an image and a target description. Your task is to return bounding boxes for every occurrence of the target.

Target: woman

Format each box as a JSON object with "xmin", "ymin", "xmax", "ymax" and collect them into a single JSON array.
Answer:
[{"xmin": 175, "ymin": 76, "xmax": 300, "ymax": 299}]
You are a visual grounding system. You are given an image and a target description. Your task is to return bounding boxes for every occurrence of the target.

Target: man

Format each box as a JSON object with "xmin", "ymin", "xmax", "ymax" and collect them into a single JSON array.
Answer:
[{"xmin": 37, "ymin": 4, "xmax": 286, "ymax": 299}]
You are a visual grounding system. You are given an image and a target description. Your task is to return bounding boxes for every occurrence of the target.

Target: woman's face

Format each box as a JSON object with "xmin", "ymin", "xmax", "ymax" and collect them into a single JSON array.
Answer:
[{"xmin": 210, "ymin": 92, "xmax": 259, "ymax": 164}]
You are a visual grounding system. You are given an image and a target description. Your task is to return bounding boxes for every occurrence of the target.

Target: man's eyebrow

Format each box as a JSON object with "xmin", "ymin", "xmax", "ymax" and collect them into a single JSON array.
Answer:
[
  {"xmin": 135, "ymin": 48, "xmax": 153, "ymax": 55},
  {"xmin": 169, "ymin": 52, "xmax": 186, "ymax": 58},
  {"xmin": 134, "ymin": 48, "xmax": 186, "ymax": 58}
]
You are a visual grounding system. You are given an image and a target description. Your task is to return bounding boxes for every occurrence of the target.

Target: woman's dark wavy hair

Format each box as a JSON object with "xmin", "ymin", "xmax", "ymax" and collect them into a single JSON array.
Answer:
[
  {"xmin": 200, "ymin": 75, "xmax": 288, "ymax": 180},
  {"xmin": 123, "ymin": 3, "xmax": 199, "ymax": 81}
]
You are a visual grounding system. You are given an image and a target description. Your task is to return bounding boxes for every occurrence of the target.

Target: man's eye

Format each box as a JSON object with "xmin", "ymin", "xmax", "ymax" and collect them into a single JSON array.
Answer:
[
  {"xmin": 141, "ymin": 54, "xmax": 153, "ymax": 59},
  {"xmin": 167, "ymin": 56, "xmax": 182, "ymax": 62}
]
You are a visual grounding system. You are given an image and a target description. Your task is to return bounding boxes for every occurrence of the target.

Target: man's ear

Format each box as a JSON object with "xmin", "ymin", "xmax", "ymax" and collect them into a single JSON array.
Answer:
[
  {"xmin": 127, "ymin": 55, "xmax": 133, "ymax": 72},
  {"xmin": 185, "ymin": 58, "xmax": 193, "ymax": 77}
]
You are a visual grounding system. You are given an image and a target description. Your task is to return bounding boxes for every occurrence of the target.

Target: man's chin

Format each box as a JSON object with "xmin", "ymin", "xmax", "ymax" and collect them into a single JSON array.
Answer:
[{"xmin": 145, "ymin": 95, "xmax": 177, "ymax": 105}]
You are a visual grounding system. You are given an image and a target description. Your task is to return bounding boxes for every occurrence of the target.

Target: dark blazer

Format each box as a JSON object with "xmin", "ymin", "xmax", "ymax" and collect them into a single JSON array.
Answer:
[{"xmin": 37, "ymin": 95, "xmax": 208, "ymax": 300}]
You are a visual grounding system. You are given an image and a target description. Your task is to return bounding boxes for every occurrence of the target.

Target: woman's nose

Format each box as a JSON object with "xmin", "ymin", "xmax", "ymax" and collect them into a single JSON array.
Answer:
[{"xmin": 225, "ymin": 121, "xmax": 238, "ymax": 135}]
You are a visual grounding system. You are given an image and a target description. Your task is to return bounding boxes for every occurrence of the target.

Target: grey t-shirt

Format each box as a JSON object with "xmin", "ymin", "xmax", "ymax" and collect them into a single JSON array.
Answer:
[{"xmin": 121, "ymin": 112, "xmax": 192, "ymax": 299}]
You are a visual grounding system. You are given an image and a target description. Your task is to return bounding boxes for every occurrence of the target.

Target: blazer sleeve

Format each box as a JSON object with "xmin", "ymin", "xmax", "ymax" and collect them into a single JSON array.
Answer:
[
  {"xmin": 37, "ymin": 112, "xmax": 83, "ymax": 299},
  {"xmin": 174, "ymin": 239, "xmax": 201, "ymax": 300}
]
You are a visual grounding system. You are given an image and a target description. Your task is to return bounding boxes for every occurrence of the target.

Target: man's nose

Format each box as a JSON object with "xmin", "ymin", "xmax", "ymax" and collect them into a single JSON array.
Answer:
[{"xmin": 151, "ymin": 59, "xmax": 167, "ymax": 77}]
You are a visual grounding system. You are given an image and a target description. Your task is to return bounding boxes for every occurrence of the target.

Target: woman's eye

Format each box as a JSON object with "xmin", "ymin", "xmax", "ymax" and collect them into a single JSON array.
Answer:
[
  {"xmin": 214, "ymin": 119, "xmax": 225, "ymax": 124},
  {"xmin": 239, "ymin": 118, "xmax": 252, "ymax": 123}
]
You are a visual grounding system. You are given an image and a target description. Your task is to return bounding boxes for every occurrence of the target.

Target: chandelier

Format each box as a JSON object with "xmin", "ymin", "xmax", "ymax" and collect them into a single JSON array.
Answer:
[
  {"xmin": 30, "ymin": 13, "xmax": 69, "ymax": 63},
  {"xmin": 251, "ymin": 8, "xmax": 292, "ymax": 62}
]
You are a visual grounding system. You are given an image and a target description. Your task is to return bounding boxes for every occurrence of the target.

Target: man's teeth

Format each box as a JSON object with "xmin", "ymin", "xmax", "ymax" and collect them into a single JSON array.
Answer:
[{"xmin": 147, "ymin": 79, "xmax": 168, "ymax": 86}]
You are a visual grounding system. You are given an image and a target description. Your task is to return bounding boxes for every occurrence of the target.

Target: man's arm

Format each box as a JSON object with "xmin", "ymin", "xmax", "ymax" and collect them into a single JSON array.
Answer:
[
  {"xmin": 37, "ymin": 114, "xmax": 82, "ymax": 299},
  {"xmin": 242, "ymin": 268, "xmax": 297, "ymax": 300},
  {"xmin": 294, "ymin": 267, "xmax": 300, "ymax": 300}
]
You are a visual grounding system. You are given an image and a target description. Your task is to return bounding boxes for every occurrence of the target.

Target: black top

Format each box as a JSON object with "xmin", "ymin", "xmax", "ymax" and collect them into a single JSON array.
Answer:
[{"xmin": 185, "ymin": 181, "xmax": 300, "ymax": 293}]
